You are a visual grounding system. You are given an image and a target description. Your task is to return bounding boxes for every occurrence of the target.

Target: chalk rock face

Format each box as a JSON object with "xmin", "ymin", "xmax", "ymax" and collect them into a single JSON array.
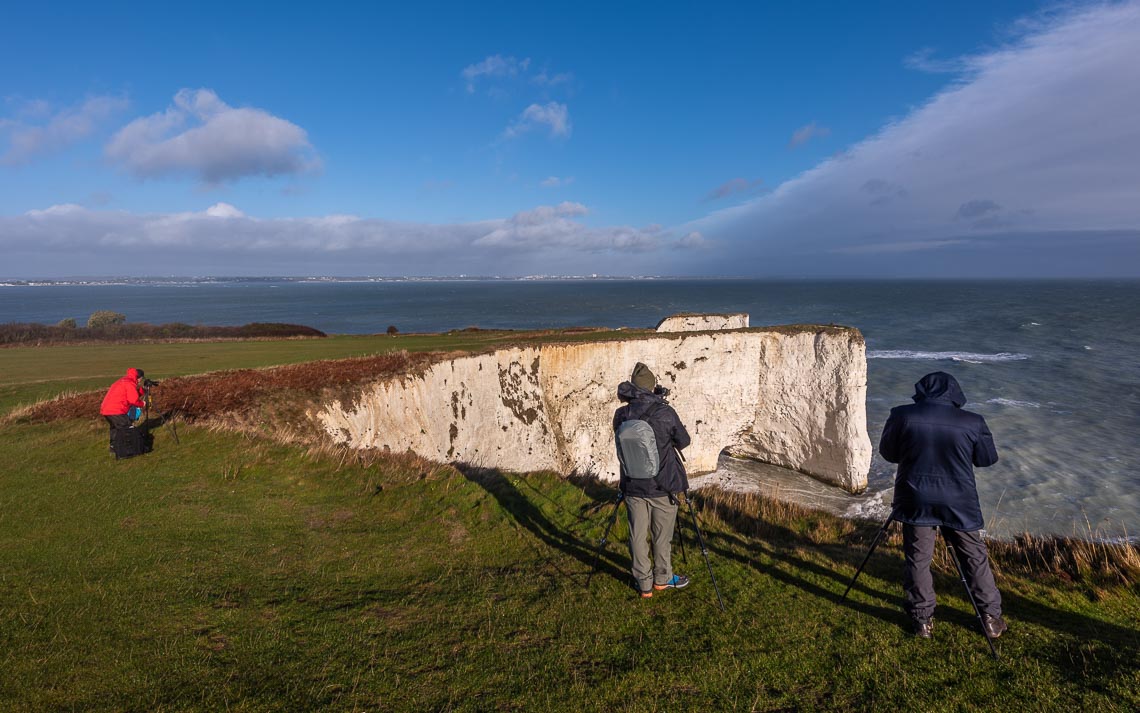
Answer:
[
  {"xmin": 657, "ymin": 313, "xmax": 750, "ymax": 332},
  {"xmin": 316, "ymin": 326, "xmax": 872, "ymax": 493}
]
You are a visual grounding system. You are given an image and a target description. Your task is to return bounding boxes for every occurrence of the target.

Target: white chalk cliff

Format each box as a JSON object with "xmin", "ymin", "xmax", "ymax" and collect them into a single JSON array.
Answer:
[
  {"xmin": 316, "ymin": 325, "xmax": 872, "ymax": 493},
  {"xmin": 657, "ymin": 313, "xmax": 749, "ymax": 332}
]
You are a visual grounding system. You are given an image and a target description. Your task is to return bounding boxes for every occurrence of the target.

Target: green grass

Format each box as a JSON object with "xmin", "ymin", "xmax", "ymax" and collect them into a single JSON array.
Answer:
[
  {"xmin": 2, "ymin": 420, "xmax": 1137, "ymax": 711},
  {"xmin": 0, "ymin": 329, "xmax": 636, "ymax": 414}
]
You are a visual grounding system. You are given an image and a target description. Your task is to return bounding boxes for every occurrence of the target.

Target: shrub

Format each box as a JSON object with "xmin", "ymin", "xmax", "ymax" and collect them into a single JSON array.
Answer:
[
  {"xmin": 386, "ymin": 325, "xmax": 399, "ymax": 336},
  {"xmin": 0, "ymin": 321, "xmax": 325, "ymax": 345},
  {"xmin": 57, "ymin": 318, "xmax": 77, "ymax": 329},
  {"xmin": 88, "ymin": 310, "xmax": 126, "ymax": 329}
]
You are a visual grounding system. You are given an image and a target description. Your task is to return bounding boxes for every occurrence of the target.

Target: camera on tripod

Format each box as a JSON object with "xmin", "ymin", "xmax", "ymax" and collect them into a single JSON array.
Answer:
[{"xmin": 142, "ymin": 378, "xmax": 160, "ymax": 388}]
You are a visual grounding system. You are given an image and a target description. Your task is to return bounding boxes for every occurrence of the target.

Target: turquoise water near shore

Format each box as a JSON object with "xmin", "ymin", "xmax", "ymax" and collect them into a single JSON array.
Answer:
[{"xmin": 3, "ymin": 278, "xmax": 1138, "ymax": 539}]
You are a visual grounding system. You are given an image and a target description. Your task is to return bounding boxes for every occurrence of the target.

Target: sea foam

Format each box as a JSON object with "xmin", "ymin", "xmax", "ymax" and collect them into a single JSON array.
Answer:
[
  {"xmin": 867, "ymin": 350, "xmax": 1029, "ymax": 363},
  {"xmin": 984, "ymin": 398, "xmax": 1041, "ymax": 408}
]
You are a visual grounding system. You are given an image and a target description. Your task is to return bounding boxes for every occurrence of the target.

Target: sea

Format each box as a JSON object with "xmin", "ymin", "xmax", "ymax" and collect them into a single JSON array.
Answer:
[{"xmin": 2, "ymin": 277, "xmax": 1137, "ymax": 541}]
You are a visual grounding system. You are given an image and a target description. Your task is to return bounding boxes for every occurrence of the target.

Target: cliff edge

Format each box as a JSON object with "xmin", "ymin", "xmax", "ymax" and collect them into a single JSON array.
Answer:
[{"xmin": 316, "ymin": 323, "xmax": 871, "ymax": 492}]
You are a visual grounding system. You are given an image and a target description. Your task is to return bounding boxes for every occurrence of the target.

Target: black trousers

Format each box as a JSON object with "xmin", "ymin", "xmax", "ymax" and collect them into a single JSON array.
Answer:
[
  {"xmin": 903, "ymin": 524, "xmax": 1002, "ymax": 621},
  {"xmin": 104, "ymin": 414, "xmax": 131, "ymax": 448}
]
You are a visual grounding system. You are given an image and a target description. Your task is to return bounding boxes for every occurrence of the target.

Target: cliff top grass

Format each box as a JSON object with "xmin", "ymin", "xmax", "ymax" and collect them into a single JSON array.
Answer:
[
  {"xmin": 0, "ymin": 323, "xmax": 860, "ymax": 419},
  {"xmin": 1, "ymin": 419, "xmax": 1137, "ymax": 711}
]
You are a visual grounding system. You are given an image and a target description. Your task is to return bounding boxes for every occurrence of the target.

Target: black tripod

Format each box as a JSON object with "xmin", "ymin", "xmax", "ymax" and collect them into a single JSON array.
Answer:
[
  {"xmin": 586, "ymin": 492, "xmax": 625, "ymax": 589},
  {"xmin": 143, "ymin": 382, "xmax": 179, "ymax": 445},
  {"xmin": 586, "ymin": 489, "xmax": 726, "ymax": 612},
  {"xmin": 841, "ymin": 513, "xmax": 999, "ymax": 659},
  {"xmin": 680, "ymin": 490, "xmax": 726, "ymax": 611}
]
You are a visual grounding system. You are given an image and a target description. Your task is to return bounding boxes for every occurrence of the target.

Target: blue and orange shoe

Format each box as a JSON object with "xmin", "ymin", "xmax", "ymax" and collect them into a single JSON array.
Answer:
[{"xmin": 653, "ymin": 574, "xmax": 690, "ymax": 591}]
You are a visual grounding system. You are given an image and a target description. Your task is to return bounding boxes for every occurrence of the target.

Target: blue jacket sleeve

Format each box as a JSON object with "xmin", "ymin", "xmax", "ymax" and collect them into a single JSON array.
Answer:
[
  {"xmin": 669, "ymin": 407, "xmax": 691, "ymax": 451},
  {"xmin": 972, "ymin": 417, "xmax": 999, "ymax": 467},
  {"xmin": 878, "ymin": 409, "xmax": 902, "ymax": 463}
]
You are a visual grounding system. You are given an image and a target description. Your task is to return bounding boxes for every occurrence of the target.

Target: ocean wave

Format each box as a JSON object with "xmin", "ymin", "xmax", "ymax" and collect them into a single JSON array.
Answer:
[
  {"xmin": 843, "ymin": 492, "xmax": 893, "ymax": 521},
  {"xmin": 985, "ymin": 398, "xmax": 1041, "ymax": 408},
  {"xmin": 867, "ymin": 350, "xmax": 1030, "ymax": 363}
]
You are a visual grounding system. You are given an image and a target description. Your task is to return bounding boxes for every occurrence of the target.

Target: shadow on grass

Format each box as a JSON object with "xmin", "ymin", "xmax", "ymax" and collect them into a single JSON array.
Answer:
[
  {"xmin": 453, "ymin": 463, "xmax": 631, "ymax": 590},
  {"xmin": 690, "ymin": 490, "xmax": 1140, "ymax": 686},
  {"xmin": 690, "ymin": 508, "xmax": 910, "ymax": 631},
  {"xmin": 557, "ymin": 477, "xmax": 907, "ymax": 620}
]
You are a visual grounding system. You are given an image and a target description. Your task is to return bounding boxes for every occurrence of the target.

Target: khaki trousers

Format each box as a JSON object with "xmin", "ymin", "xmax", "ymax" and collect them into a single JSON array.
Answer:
[{"xmin": 626, "ymin": 495, "xmax": 677, "ymax": 592}]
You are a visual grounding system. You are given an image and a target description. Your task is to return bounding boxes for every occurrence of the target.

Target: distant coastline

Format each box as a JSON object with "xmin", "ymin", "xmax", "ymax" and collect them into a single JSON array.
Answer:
[
  {"xmin": 4, "ymin": 275, "xmax": 1139, "ymax": 287},
  {"xmin": 0, "ymin": 275, "xmax": 719, "ymax": 287}
]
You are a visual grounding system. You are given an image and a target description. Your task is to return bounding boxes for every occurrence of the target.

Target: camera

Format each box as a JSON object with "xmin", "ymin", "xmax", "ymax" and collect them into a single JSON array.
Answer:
[
  {"xmin": 653, "ymin": 385, "xmax": 671, "ymax": 399},
  {"xmin": 142, "ymin": 378, "xmax": 160, "ymax": 388}
]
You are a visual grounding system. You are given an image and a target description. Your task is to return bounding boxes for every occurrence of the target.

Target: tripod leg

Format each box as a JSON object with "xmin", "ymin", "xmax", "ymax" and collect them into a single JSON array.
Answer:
[
  {"xmin": 674, "ymin": 496, "xmax": 688, "ymax": 565},
  {"xmin": 586, "ymin": 493, "xmax": 624, "ymax": 589},
  {"xmin": 941, "ymin": 528, "xmax": 1000, "ymax": 660},
  {"xmin": 158, "ymin": 397, "xmax": 180, "ymax": 445},
  {"xmin": 167, "ymin": 411, "xmax": 180, "ymax": 444},
  {"xmin": 841, "ymin": 514, "xmax": 895, "ymax": 602},
  {"xmin": 684, "ymin": 493, "xmax": 726, "ymax": 612}
]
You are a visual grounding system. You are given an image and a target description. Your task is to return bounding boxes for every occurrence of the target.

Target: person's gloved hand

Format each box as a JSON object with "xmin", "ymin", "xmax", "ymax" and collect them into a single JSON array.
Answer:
[{"xmin": 128, "ymin": 406, "xmax": 142, "ymax": 420}]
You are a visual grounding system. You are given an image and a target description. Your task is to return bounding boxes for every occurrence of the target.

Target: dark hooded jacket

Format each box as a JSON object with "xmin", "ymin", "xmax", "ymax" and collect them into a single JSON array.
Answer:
[
  {"xmin": 613, "ymin": 381, "xmax": 691, "ymax": 498},
  {"xmin": 879, "ymin": 372, "xmax": 998, "ymax": 531}
]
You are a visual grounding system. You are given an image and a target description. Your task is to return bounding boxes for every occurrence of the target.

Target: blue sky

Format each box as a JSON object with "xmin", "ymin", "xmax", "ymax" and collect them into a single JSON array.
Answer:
[{"xmin": 2, "ymin": 0, "xmax": 1138, "ymax": 277}]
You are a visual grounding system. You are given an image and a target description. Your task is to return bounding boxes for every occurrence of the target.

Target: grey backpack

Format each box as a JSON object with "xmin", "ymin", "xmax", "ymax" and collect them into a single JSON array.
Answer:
[{"xmin": 616, "ymin": 420, "xmax": 659, "ymax": 479}]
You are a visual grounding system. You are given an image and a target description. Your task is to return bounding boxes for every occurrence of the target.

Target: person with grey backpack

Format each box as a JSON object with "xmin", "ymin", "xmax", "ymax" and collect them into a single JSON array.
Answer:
[{"xmin": 613, "ymin": 362, "xmax": 691, "ymax": 598}]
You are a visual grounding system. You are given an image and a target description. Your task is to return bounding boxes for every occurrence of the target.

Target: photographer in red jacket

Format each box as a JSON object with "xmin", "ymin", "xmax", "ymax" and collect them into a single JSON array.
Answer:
[{"xmin": 100, "ymin": 368, "xmax": 148, "ymax": 456}]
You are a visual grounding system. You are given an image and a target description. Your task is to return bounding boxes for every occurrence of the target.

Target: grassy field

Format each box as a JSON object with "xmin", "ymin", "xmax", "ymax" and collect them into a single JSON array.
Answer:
[
  {"xmin": 0, "ymin": 329, "xmax": 636, "ymax": 415},
  {"xmin": 2, "ymin": 335, "xmax": 1138, "ymax": 710},
  {"xmin": 1, "ymin": 419, "xmax": 1138, "ymax": 711}
]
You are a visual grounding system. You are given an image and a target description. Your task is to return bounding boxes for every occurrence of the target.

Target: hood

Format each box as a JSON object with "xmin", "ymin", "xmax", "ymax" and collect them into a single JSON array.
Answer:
[
  {"xmin": 617, "ymin": 380, "xmax": 658, "ymax": 403},
  {"xmin": 125, "ymin": 368, "xmax": 141, "ymax": 381},
  {"xmin": 912, "ymin": 371, "xmax": 966, "ymax": 407}
]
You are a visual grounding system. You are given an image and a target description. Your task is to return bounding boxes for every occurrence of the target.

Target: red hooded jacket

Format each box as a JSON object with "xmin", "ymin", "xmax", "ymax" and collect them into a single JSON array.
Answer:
[{"xmin": 100, "ymin": 368, "xmax": 147, "ymax": 416}]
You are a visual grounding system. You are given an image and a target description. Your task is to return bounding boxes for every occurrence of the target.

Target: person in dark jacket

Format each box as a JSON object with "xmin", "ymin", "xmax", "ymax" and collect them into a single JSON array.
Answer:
[
  {"xmin": 613, "ymin": 362, "xmax": 691, "ymax": 598},
  {"xmin": 879, "ymin": 371, "xmax": 1007, "ymax": 639},
  {"xmin": 100, "ymin": 367, "xmax": 148, "ymax": 454}
]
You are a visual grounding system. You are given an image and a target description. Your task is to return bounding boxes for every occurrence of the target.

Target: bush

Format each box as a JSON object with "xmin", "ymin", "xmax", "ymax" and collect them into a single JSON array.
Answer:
[
  {"xmin": 0, "ymin": 321, "xmax": 326, "ymax": 345},
  {"xmin": 88, "ymin": 311, "xmax": 127, "ymax": 329},
  {"xmin": 57, "ymin": 318, "xmax": 77, "ymax": 329},
  {"xmin": 386, "ymin": 325, "xmax": 399, "ymax": 336}
]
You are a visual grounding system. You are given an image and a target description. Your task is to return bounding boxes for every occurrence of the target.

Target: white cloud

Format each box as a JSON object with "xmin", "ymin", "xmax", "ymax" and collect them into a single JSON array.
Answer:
[
  {"xmin": 473, "ymin": 202, "xmax": 658, "ymax": 251},
  {"xmin": 678, "ymin": 231, "xmax": 708, "ymax": 249},
  {"xmin": 686, "ymin": 2, "xmax": 1140, "ymax": 276},
  {"xmin": 788, "ymin": 121, "xmax": 831, "ymax": 148},
  {"xmin": 904, "ymin": 47, "xmax": 968, "ymax": 74},
  {"xmin": 105, "ymin": 89, "xmax": 320, "ymax": 184},
  {"xmin": 462, "ymin": 55, "xmax": 531, "ymax": 93},
  {"xmin": 461, "ymin": 56, "xmax": 573, "ymax": 95},
  {"xmin": 533, "ymin": 70, "xmax": 573, "ymax": 87},
  {"xmin": 0, "ymin": 95, "xmax": 128, "ymax": 165},
  {"xmin": 504, "ymin": 102, "xmax": 571, "ymax": 139},
  {"xmin": 204, "ymin": 202, "xmax": 245, "ymax": 218},
  {"xmin": 0, "ymin": 201, "xmax": 692, "ymax": 275},
  {"xmin": 540, "ymin": 176, "xmax": 574, "ymax": 187},
  {"xmin": 705, "ymin": 177, "xmax": 763, "ymax": 201}
]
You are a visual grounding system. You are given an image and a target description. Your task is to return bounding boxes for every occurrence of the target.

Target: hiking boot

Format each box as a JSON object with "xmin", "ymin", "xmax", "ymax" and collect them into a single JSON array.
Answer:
[
  {"xmin": 653, "ymin": 574, "xmax": 690, "ymax": 591},
  {"xmin": 913, "ymin": 618, "xmax": 934, "ymax": 639},
  {"xmin": 983, "ymin": 614, "xmax": 1008, "ymax": 638}
]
